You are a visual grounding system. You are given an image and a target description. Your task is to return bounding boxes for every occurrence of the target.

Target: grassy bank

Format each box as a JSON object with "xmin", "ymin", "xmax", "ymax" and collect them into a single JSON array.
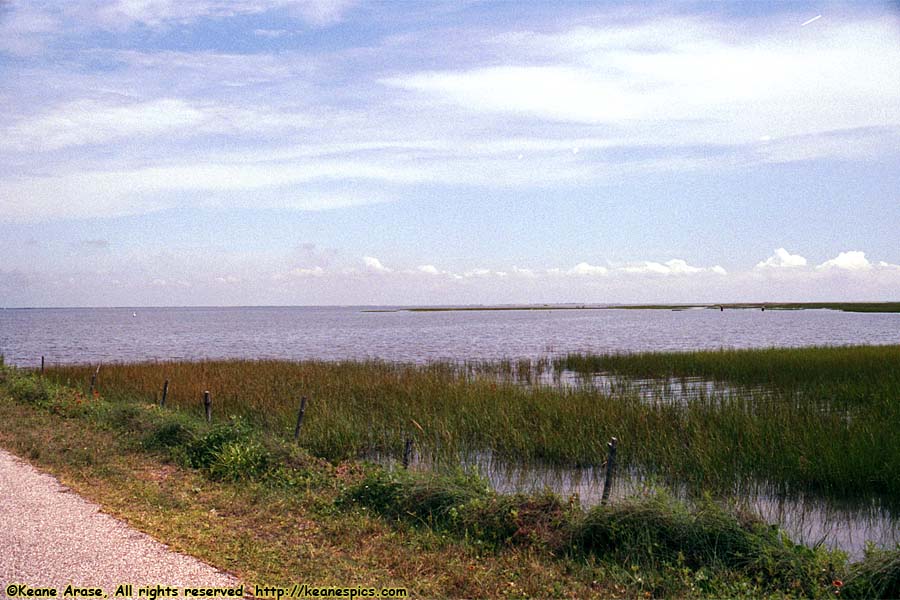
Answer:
[
  {"xmin": 5, "ymin": 363, "xmax": 899, "ymax": 598},
  {"xmin": 41, "ymin": 346, "xmax": 900, "ymax": 499}
]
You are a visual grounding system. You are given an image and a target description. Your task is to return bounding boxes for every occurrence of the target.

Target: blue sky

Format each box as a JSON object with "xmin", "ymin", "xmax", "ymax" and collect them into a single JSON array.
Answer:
[{"xmin": 1, "ymin": 0, "xmax": 899, "ymax": 307}]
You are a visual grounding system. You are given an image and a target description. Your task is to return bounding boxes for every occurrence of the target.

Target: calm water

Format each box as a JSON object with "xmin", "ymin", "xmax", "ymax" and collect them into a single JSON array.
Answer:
[
  {"xmin": 2, "ymin": 306, "xmax": 898, "ymax": 367},
  {"xmin": 388, "ymin": 451, "xmax": 900, "ymax": 560},
  {"xmin": 2, "ymin": 305, "xmax": 899, "ymax": 558}
]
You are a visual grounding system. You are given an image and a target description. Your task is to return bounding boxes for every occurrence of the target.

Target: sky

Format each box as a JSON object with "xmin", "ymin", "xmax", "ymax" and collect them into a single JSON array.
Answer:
[{"xmin": 1, "ymin": 0, "xmax": 899, "ymax": 307}]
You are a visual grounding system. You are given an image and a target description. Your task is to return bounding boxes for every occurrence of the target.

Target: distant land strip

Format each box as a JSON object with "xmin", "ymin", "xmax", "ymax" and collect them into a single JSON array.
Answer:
[{"xmin": 363, "ymin": 302, "xmax": 900, "ymax": 314}]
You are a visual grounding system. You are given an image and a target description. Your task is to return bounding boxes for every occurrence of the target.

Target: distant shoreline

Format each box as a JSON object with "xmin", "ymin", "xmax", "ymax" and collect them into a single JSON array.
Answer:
[{"xmin": 365, "ymin": 302, "xmax": 900, "ymax": 314}]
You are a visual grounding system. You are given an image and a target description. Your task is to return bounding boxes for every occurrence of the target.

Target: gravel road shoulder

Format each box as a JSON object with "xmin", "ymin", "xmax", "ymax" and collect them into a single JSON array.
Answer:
[{"xmin": 0, "ymin": 448, "xmax": 240, "ymax": 596}]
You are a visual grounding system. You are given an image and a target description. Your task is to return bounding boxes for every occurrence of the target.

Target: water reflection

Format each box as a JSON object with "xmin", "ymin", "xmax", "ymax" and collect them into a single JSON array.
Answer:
[{"xmin": 381, "ymin": 450, "xmax": 899, "ymax": 560}]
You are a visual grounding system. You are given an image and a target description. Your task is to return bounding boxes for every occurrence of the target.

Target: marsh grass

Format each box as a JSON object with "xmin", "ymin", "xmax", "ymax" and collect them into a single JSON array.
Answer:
[
  {"xmin": 6, "ymin": 363, "xmax": 900, "ymax": 598},
  {"xmin": 844, "ymin": 544, "xmax": 900, "ymax": 598},
  {"xmin": 41, "ymin": 345, "xmax": 900, "ymax": 500},
  {"xmin": 340, "ymin": 468, "xmax": 845, "ymax": 597},
  {"xmin": 558, "ymin": 345, "xmax": 900, "ymax": 390}
]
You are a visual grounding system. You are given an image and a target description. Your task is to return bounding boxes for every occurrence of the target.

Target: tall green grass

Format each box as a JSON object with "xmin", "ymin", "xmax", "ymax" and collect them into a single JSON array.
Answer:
[
  {"xmin": 41, "ymin": 345, "xmax": 900, "ymax": 499},
  {"xmin": 558, "ymin": 345, "xmax": 900, "ymax": 390}
]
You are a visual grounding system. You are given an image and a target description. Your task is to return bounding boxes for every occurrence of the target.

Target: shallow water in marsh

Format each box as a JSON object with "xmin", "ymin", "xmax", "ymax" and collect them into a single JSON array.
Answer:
[
  {"xmin": 387, "ymin": 451, "xmax": 900, "ymax": 561},
  {"xmin": 2, "ymin": 305, "xmax": 899, "ymax": 558}
]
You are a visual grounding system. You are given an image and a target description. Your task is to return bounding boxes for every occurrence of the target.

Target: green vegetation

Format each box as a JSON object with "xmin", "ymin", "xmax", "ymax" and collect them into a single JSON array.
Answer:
[
  {"xmin": 40, "ymin": 345, "xmax": 900, "ymax": 500},
  {"xmin": 403, "ymin": 305, "xmax": 597, "ymax": 312},
  {"xmin": 380, "ymin": 302, "xmax": 900, "ymax": 313},
  {"xmin": 342, "ymin": 468, "xmax": 848, "ymax": 598},
  {"xmin": 760, "ymin": 302, "xmax": 900, "ymax": 313},
  {"xmin": 614, "ymin": 302, "xmax": 900, "ymax": 312},
  {"xmin": 559, "ymin": 344, "xmax": 900, "ymax": 388},
  {"xmin": 5, "ymin": 363, "xmax": 898, "ymax": 598}
]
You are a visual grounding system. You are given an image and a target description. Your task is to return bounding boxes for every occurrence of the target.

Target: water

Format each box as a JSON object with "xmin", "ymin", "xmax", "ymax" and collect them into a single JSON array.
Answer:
[
  {"xmin": 2, "ymin": 306, "xmax": 898, "ymax": 367},
  {"xmin": 531, "ymin": 368, "xmax": 775, "ymax": 405},
  {"xmin": 392, "ymin": 452, "xmax": 900, "ymax": 560},
  {"xmin": 2, "ymin": 305, "xmax": 899, "ymax": 558}
]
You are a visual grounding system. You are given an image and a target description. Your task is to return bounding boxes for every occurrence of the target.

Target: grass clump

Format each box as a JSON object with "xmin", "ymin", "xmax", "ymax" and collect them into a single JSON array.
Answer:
[
  {"xmin": 572, "ymin": 491, "xmax": 840, "ymax": 596},
  {"xmin": 341, "ymin": 468, "xmax": 574, "ymax": 550},
  {"xmin": 341, "ymin": 468, "xmax": 489, "ymax": 526},
  {"xmin": 0, "ymin": 366, "xmax": 290, "ymax": 484},
  {"xmin": 6, "ymin": 373, "xmax": 51, "ymax": 406},
  {"xmin": 843, "ymin": 545, "xmax": 900, "ymax": 598},
  {"xmin": 180, "ymin": 418, "xmax": 257, "ymax": 470},
  {"xmin": 342, "ymin": 467, "xmax": 845, "ymax": 597},
  {"xmin": 142, "ymin": 414, "xmax": 196, "ymax": 452}
]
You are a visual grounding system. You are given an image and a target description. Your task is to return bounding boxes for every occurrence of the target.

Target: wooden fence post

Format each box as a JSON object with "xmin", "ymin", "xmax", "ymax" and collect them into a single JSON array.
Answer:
[
  {"xmin": 160, "ymin": 379, "xmax": 169, "ymax": 407},
  {"xmin": 402, "ymin": 438, "xmax": 414, "ymax": 469},
  {"xmin": 293, "ymin": 396, "xmax": 307, "ymax": 441},
  {"xmin": 203, "ymin": 391, "xmax": 211, "ymax": 423},
  {"xmin": 601, "ymin": 437, "xmax": 618, "ymax": 505},
  {"xmin": 89, "ymin": 365, "xmax": 100, "ymax": 395},
  {"xmin": 40, "ymin": 356, "xmax": 44, "ymax": 375}
]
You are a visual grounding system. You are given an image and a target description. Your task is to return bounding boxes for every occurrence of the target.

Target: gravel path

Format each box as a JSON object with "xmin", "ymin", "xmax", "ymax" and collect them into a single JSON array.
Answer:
[{"xmin": 0, "ymin": 448, "xmax": 240, "ymax": 597}]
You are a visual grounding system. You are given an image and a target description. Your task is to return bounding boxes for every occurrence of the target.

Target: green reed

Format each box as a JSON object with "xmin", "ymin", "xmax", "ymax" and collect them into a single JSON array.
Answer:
[{"xmin": 41, "ymin": 345, "xmax": 900, "ymax": 500}]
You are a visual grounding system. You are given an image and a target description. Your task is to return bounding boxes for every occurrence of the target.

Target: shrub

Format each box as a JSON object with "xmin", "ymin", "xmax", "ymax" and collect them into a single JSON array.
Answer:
[
  {"xmin": 8, "ymin": 375, "xmax": 50, "ymax": 406},
  {"xmin": 207, "ymin": 439, "xmax": 271, "ymax": 481},
  {"xmin": 342, "ymin": 468, "xmax": 489, "ymax": 526},
  {"xmin": 142, "ymin": 417, "xmax": 196, "ymax": 452},
  {"xmin": 175, "ymin": 417, "xmax": 271, "ymax": 481}
]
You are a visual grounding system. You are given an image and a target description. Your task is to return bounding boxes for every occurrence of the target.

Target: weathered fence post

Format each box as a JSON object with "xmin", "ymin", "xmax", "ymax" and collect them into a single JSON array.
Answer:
[
  {"xmin": 203, "ymin": 391, "xmax": 211, "ymax": 423},
  {"xmin": 601, "ymin": 436, "xmax": 618, "ymax": 505},
  {"xmin": 160, "ymin": 379, "xmax": 169, "ymax": 407},
  {"xmin": 89, "ymin": 364, "xmax": 100, "ymax": 395},
  {"xmin": 293, "ymin": 396, "xmax": 307, "ymax": 441},
  {"xmin": 402, "ymin": 438, "xmax": 414, "ymax": 469},
  {"xmin": 40, "ymin": 356, "xmax": 44, "ymax": 375}
]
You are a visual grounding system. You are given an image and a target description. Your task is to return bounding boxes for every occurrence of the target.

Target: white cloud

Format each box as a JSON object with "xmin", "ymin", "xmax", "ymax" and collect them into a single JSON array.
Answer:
[
  {"xmin": 0, "ymin": 161, "xmax": 415, "ymax": 223},
  {"xmin": 8, "ymin": 246, "xmax": 900, "ymax": 307},
  {"xmin": 93, "ymin": 0, "xmax": 357, "ymax": 29},
  {"xmin": 363, "ymin": 256, "xmax": 391, "ymax": 273},
  {"xmin": 413, "ymin": 265, "xmax": 498, "ymax": 279},
  {"xmin": 2, "ymin": 98, "xmax": 318, "ymax": 152},
  {"xmin": 254, "ymin": 28, "xmax": 289, "ymax": 38},
  {"xmin": 463, "ymin": 268, "xmax": 492, "ymax": 278},
  {"xmin": 511, "ymin": 266, "xmax": 537, "ymax": 278},
  {"xmin": 4, "ymin": 99, "xmax": 205, "ymax": 151},
  {"xmin": 272, "ymin": 266, "xmax": 326, "ymax": 280},
  {"xmin": 568, "ymin": 262, "xmax": 608, "ymax": 276},
  {"xmin": 816, "ymin": 251, "xmax": 873, "ymax": 271},
  {"xmin": 619, "ymin": 259, "xmax": 724, "ymax": 276},
  {"xmin": 386, "ymin": 66, "xmax": 644, "ymax": 124},
  {"xmin": 756, "ymin": 248, "xmax": 808, "ymax": 269},
  {"xmin": 292, "ymin": 266, "xmax": 325, "ymax": 277},
  {"xmin": 291, "ymin": 0, "xmax": 357, "ymax": 26},
  {"xmin": 385, "ymin": 17, "xmax": 900, "ymax": 150}
]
